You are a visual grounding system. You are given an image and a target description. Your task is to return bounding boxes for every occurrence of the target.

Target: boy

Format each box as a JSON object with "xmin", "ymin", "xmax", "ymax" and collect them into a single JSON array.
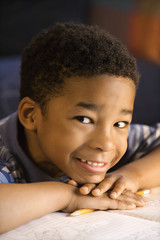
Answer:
[{"xmin": 0, "ymin": 22, "xmax": 160, "ymax": 233}]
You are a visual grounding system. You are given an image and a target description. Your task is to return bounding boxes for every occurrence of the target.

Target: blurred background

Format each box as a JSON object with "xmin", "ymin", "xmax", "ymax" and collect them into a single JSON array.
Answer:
[{"xmin": 0, "ymin": 0, "xmax": 160, "ymax": 124}]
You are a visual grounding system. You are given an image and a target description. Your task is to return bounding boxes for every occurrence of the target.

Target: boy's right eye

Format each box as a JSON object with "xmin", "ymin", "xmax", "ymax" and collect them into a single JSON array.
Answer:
[{"xmin": 74, "ymin": 116, "xmax": 92, "ymax": 124}]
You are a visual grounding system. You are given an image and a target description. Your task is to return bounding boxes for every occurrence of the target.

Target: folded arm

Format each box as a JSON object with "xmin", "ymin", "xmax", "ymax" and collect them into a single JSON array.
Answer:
[
  {"xmin": 0, "ymin": 180, "xmax": 146, "ymax": 234},
  {"xmin": 0, "ymin": 182, "xmax": 74, "ymax": 233}
]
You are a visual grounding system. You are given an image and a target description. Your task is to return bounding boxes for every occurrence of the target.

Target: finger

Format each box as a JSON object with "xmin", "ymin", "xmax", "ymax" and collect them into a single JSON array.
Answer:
[
  {"xmin": 92, "ymin": 177, "xmax": 117, "ymax": 196},
  {"xmin": 102, "ymin": 198, "xmax": 137, "ymax": 210},
  {"xmin": 68, "ymin": 179, "xmax": 78, "ymax": 187},
  {"xmin": 77, "ymin": 195, "xmax": 136, "ymax": 211},
  {"xmin": 117, "ymin": 191, "xmax": 146, "ymax": 207},
  {"xmin": 109, "ymin": 180, "xmax": 126, "ymax": 199},
  {"xmin": 80, "ymin": 183, "xmax": 96, "ymax": 195}
]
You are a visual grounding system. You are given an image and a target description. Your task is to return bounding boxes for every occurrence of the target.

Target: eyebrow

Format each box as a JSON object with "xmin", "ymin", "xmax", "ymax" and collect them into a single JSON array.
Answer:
[
  {"xmin": 120, "ymin": 109, "xmax": 133, "ymax": 115},
  {"xmin": 75, "ymin": 102, "xmax": 133, "ymax": 114},
  {"xmin": 75, "ymin": 102, "xmax": 99, "ymax": 111}
]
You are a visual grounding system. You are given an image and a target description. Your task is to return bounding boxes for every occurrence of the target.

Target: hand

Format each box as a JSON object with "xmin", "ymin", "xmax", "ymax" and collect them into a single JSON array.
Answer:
[
  {"xmin": 68, "ymin": 171, "xmax": 139, "ymax": 199},
  {"xmin": 63, "ymin": 187, "xmax": 146, "ymax": 213}
]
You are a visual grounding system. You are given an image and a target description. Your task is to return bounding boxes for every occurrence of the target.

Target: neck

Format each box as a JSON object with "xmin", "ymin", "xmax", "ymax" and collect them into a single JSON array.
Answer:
[{"xmin": 19, "ymin": 126, "xmax": 63, "ymax": 178}]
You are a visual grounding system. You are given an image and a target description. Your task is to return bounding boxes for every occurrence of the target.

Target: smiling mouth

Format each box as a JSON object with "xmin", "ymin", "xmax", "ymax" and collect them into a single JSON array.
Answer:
[{"xmin": 76, "ymin": 158, "xmax": 105, "ymax": 167}]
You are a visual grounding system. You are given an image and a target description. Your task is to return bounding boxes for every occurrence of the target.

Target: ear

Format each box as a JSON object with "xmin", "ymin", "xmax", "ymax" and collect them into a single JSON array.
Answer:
[{"xmin": 18, "ymin": 97, "xmax": 40, "ymax": 131}]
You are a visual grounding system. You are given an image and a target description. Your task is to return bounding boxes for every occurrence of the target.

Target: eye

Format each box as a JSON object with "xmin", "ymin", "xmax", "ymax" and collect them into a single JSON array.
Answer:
[
  {"xmin": 75, "ymin": 116, "xmax": 92, "ymax": 124},
  {"xmin": 114, "ymin": 121, "xmax": 128, "ymax": 128}
]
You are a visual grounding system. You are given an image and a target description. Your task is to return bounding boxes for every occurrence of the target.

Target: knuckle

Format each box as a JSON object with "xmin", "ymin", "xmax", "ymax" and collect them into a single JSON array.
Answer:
[
  {"xmin": 99, "ymin": 182, "xmax": 108, "ymax": 189},
  {"xmin": 100, "ymin": 179, "xmax": 114, "ymax": 188},
  {"xmin": 118, "ymin": 201, "xmax": 134, "ymax": 210},
  {"xmin": 117, "ymin": 202, "xmax": 126, "ymax": 210},
  {"xmin": 112, "ymin": 185, "xmax": 125, "ymax": 195},
  {"xmin": 82, "ymin": 183, "xmax": 95, "ymax": 189},
  {"xmin": 88, "ymin": 183, "xmax": 96, "ymax": 189}
]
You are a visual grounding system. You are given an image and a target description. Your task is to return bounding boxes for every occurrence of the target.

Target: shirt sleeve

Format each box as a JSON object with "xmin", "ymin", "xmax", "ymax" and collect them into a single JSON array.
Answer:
[
  {"xmin": 109, "ymin": 123, "xmax": 160, "ymax": 171},
  {"xmin": 0, "ymin": 161, "xmax": 15, "ymax": 183},
  {"xmin": 127, "ymin": 123, "xmax": 160, "ymax": 159}
]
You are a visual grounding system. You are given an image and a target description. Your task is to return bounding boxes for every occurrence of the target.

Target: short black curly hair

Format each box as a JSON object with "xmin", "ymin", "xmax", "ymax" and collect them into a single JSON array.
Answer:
[{"xmin": 20, "ymin": 22, "xmax": 139, "ymax": 113}]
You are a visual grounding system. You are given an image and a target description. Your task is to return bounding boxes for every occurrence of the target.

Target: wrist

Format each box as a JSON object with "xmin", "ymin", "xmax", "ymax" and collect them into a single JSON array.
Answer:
[
  {"xmin": 55, "ymin": 182, "xmax": 78, "ymax": 211},
  {"xmin": 41, "ymin": 182, "xmax": 76, "ymax": 212}
]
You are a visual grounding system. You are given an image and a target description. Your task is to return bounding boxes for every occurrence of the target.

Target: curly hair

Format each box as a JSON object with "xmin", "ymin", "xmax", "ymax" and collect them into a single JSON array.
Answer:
[{"xmin": 20, "ymin": 22, "xmax": 139, "ymax": 113}]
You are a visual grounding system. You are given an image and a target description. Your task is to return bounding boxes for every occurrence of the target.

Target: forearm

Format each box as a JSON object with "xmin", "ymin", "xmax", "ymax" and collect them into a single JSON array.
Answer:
[
  {"xmin": 115, "ymin": 146, "xmax": 160, "ymax": 190},
  {"xmin": 0, "ymin": 182, "xmax": 74, "ymax": 233}
]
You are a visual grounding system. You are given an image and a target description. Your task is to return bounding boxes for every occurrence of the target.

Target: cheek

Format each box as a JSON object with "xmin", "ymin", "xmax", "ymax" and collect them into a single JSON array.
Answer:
[
  {"xmin": 111, "ymin": 135, "xmax": 128, "ymax": 168},
  {"xmin": 38, "ymin": 122, "xmax": 87, "ymax": 158},
  {"xmin": 120, "ymin": 140, "xmax": 128, "ymax": 157},
  {"xmin": 118, "ymin": 134, "xmax": 128, "ymax": 158}
]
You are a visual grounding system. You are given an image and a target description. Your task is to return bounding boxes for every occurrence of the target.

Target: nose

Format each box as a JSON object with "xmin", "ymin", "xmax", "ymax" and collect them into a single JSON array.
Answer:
[{"xmin": 88, "ymin": 126, "xmax": 115, "ymax": 152}]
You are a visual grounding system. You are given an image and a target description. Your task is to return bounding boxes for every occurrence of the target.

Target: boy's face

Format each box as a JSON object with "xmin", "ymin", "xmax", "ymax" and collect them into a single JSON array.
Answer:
[{"xmin": 25, "ymin": 75, "xmax": 136, "ymax": 184}]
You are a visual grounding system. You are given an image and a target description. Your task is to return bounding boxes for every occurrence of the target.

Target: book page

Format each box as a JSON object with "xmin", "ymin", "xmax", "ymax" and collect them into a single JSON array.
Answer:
[{"xmin": 1, "ymin": 210, "xmax": 160, "ymax": 240}]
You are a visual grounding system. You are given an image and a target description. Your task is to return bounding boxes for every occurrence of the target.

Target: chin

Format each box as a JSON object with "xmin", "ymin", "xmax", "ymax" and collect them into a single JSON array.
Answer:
[{"xmin": 76, "ymin": 174, "xmax": 105, "ymax": 185}]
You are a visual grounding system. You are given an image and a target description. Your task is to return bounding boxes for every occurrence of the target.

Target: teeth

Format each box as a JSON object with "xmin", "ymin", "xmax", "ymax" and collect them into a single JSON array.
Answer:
[
  {"xmin": 92, "ymin": 162, "xmax": 98, "ymax": 166},
  {"xmin": 87, "ymin": 161, "xmax": 92, "ymax": 165},
  {"xmin": 98, "ymin": 163, "xmax": 104, "ymax": 166},
  {"xmin": 79, "ymin": 159, "xmax": 104, "ymax": 167},
  {"xmin": 81, "ymin": 159, "xmax": 86, "ymax": 163}
]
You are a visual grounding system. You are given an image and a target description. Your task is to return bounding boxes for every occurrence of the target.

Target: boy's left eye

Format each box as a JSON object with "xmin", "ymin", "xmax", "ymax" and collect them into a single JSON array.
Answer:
[
  {"xmin": 75, "ymin": 116, "xmax": 92, "ymax": 124},
  {"xmin": 114, "ymin": 121, "xmax": 128, "ymax": 128}
]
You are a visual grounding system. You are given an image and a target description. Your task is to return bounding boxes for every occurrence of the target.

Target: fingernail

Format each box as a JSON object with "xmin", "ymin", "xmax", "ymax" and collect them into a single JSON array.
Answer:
[
  {"xmin": 81, "ymin": 186, "xmax": 89, "ymax": 193},
  {"xmin": 129, "ymin": 203, "xmax": 136, "ymax": 208},
  {"xmin": 93, "ymin": 189, "xmax": 101, "ymax": 195},
  {"xmin": 140, "ymin": 200, "xmax": 145, "ymax": 206},
  {"xmin": 111, "ymin": 192, "xmax": 117, "ymax": 199}
]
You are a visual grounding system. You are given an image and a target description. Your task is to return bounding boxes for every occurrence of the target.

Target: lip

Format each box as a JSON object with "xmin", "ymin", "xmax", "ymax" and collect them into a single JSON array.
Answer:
[{"xmin": 75, "ymin": 157, "xmax": 109, "ymax": 173}]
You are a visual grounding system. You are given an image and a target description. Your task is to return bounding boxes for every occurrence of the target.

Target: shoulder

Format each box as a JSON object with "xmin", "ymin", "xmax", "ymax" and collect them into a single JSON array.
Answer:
[
  {"xmin": 129, "ymin": 123, "xmax": 160, "ymax": 143},
  {"xmin": 0, "ymin": 139, "xmax": 26, "ymax": 183},
  {"xmin": 0, "ymin": 153, "xmax": 26, "ymax": 183},
  {"xmin": 127, "ymin": 123, "xmax": 160, "ymax": 158},
  {"xmin": 0, "ymin": 116, "xmax": 10, "ymax": 126},
  {"xmin": 0, "ymin": 113, "xmax": 26, "ymax": 183},
  {"xmin": 0, "ymin": 160, "xmax": 15, "ymax": 183}
]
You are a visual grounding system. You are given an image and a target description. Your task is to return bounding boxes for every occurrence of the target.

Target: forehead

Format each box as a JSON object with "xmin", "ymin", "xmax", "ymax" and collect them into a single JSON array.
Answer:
[
  {"xmin": 47, "ymin": 74, "xmax": 136, "ymax": 115},
  {"xmin": 62, "ymin": 74, "xmax": 136, "ymax": 101}
]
